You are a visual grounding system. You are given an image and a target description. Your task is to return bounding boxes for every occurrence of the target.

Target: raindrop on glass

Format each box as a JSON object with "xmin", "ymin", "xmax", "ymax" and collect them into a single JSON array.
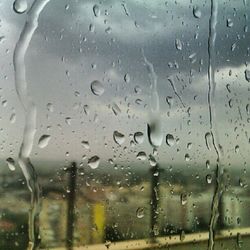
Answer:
[
  {"xmin": 124, "ymin": 73, "xmax": 130, "ymax": 83},
  {"xmin": 136, "ymin": 152, "xmax": 147, "ymax": 161},
  {"xmin": 245, "ymin": 69, "xmax": 250, "ymax": 82},
  {"xmin": 193, "ymin": 6, "xmax": 201, "ymax": 18},
  {"xmin": 136, "ymin": 207, "xmax": 145, "ymax": 218},
  {"xmin": 134, "ymin": 132, "xmax": 144, "ymax": 144},
  {"xmin": 13, "ymin": 0, "xmax": 27, "ymax": 14},
  {"xmin": 175, "ymin": 39, "xmax": 182, "ymax": 51},
  {"xmin": 113, "ymin": 131, "xmax": 125, "ymax": 145},
  {"xmin": 93, "ymin": 4, "xmax": 100, "ymax": 17},
  {"xmin": 166, "ymin": 134, "xmax": 175, "ymax": 147},
  {"xmin": 38, "ymin": 135, "xmax": 51, "ymax": 149},
  {"xmin": 6, "ymin": 157, "xmax": 16, "ymax": 171},
  {"xmin": 88, "ymin": 156, "xmax": 100, "ymax": 169},
  {"xmin": 91, "ymin": 80, "xmax": 104, "ymax": 96}
]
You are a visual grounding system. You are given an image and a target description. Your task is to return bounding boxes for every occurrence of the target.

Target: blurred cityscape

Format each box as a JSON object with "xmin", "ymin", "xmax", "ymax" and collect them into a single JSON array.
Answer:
[{"xmin": 0, "ymin": 161, "xmax": 250, "ymax": 249}]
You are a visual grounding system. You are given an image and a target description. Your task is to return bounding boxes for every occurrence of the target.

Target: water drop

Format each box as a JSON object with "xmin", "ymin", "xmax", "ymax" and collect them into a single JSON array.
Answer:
[
  {"xmin": 166, "ymin": 134, "xmax": 174, "ymax": 147},
  {"xmin": 205, "ymin": 132, "xmax": 212, "ymax": 150},
  {"xmin": 149, "ymin": 154, "xmax": 157, "ymax": 167},
  {"xmin": 185, "ymin": 154, "xmax": 190, "ymax": 161},
  {"xmin": 65, "ymin": 117, "xmax": 71, "ymax": 125},
  {"xmin": 88, "ymin": 156, "xmax": 100, "ymax": 169},
  {"xmin": 91, "ymin": 80, "xmax": 104, "ymax": 96},
  {"xmin": 81, "ymin": 141, "xmax": 90, "ymax": 149},
  {"xmin": 136, "ymin": 152, "xmax": 147, "ymax": 161},
  {"xmin": 147, "ymin": 120, "xmax": 163, "ymax": 148},
  {"xmin": 47, "ymin": 103, "xmax": 54, "ymax": 112},
  {"xmin": 38, "ymin": 134, "xmax": 51, "ymax": 148},
  {"xmin": 246, "ymin": 104, "xmax": 250, "ymax": 115},
  {"xmin": 180, "ymin": 193, "xmax": 187, "ymax": 205},
  {"xmin": 111, "ymin": 103, "xmax": 121, "ymax": 115},
  {"xmin": 227, "ymin": 18, "xmax": 233, "ymax": 27},
  {"xmin": 245, "ymin": 69, "xmax": 250, "ymax": 82},
  {"xmin": 6, "ymin": 157, "xmax": 16, "ymax": 171},
  {"xmin": 13, "ymin": 0, "xmax": 28, "ymax": 14},
  {"xmin": 136, "ymin": 207, "xmax": 144, "ymax": 218},
  {"xmin": 166, "ymin": 96, "xmax": 173, "ymax": 107},
  {"xmin": 113, "ymin": 131, "xmax": 125, "ymax": 145},
  {"xmin": 193, "ymin": 6, "xmax": 201, "ymax": 18},
  {"xmin": 235, "ymin": 145, "xmax": 239, "ymax": 153},
  {"xmin": 175, "ymin": 39, "xmax": 182, "ymax": 51},
  {"xmin": 180, "ymin": 230, "xmax": 185, "ymax": 242},
  {"xmin": 10, "ymin": 113, "xmax": 16, "ymax": 124},
  {"xmin": 134, "ymin": 132, "xmax": 144, "ymax": 144},
  {"xmin": 206, "ymin": 160, "xmax": 210, "ymax": 169},
  {"xmin": 206, "ymin": 174, "xmax": 212, "ymax": 184},
  {"xmin": 93, "ymin": 4, "xmax": 100, "ymax": 17},
  {"xmin": 124, "ymin": 73, "xmax": 130, "ymax": 83}
]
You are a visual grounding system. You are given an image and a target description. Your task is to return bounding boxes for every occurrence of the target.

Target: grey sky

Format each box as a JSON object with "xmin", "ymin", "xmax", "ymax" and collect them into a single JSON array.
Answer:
[{"xmin": 0, "ymin": 0, "xmax": 249, "ymax": 174}]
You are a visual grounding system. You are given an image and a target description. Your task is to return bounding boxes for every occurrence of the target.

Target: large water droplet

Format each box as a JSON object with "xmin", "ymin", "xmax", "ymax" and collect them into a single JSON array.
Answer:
[
  {"xmin": 147, "ymin": 120, "xmax": 163, "ymax": 148},
  {"xmin": 136, "ymin": 207, "xmax": 144, "ymax": 218},
  {"xmin": 193, "ymin": 6, "xmax": 201, "ymax": 18},
  {"xmin": 245, "ymin": 70, "xmax": 250, "ymax": 82},
  {"xmin": 38, "ymin": 135, "xmax": 51, "ymax": 148},
  {"xmin": 93, "ymin": 4, "xmax": 100, "ymax": 17},
  {"xmin": 134, "ymin": 132, "xmax": 144, "ymax": 144},
  {"xmin": 91, "ymin": 80, "xmax": 104, "ymax": 96},
  {"xmin": 166, "ymin": 134, "xmax": 174, "ymax": 147},
  {"xmin": 88, "ymin": 156, "xmax": 100, "ymax": 169},
  {"xmin": 113, "ymin": 131, "xmax": 125, "ymax": 145},
  {"xmin": 6, "ymin": 157, "xmax": 16, "ymax": 171},
  {"xmin": 13, "ymin": 0, "xmax": 28, "ymax": 14},
  {"xmin": 227, "ymin": 18, "xmax": 233, "ymax": 27}
]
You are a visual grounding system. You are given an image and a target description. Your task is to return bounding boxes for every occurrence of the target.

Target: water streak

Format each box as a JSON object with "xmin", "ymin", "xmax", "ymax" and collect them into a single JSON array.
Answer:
[
  {"xmin": 207, "ymin": 1, "xmax": 224, "ymax": 249},
  {"xmin": 13, "ymin": 0, "xmax": 51, "ymax": 249}
]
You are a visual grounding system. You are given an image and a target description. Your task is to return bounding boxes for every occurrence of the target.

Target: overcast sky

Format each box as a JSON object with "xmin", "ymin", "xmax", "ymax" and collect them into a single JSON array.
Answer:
[{"xmin": 0, "ymin": 0, "xmax": 250, "ymax": 174}]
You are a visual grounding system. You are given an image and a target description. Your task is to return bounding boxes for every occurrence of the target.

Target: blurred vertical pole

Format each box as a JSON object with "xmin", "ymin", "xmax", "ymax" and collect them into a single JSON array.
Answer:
[
  {"xmin": 150, "ymin": 163, "xmax": 160, "ymax": 241},
  {"xmin": 66, "ymin": 162, "xmax": 77, "ymax": 250}
]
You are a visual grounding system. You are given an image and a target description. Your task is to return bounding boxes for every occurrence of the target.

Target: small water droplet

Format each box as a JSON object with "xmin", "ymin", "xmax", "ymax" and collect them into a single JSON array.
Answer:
[
  {"xmin": 175, "ymin": 39, "xmax": 182, "ymax": 51},
  {"xmin": 81, "ymin": 141, "xmax": 90, "ymax": 149},
  {"xmin": 235, "ymin": 145, "xmax": 240, "ymax": 153},
  {"xmin": 180, "ymin": 193, "xmax": 187, "ymax": 205},
  {"xmin": 91, "ymin": 80, "xmax": 104, "ymax": 96},
  {"xmin": 6, "ymin": 157, "xmax": 16, "ymax": 171},
  {"xmin": 166, "ymin": 134, "xmax": 175, "ymax": 147},
  {"xmin": 113, "ymin": 131, "xmax": 125, "ymax": 145},
  {"xmin": 245, "ymin": 69, "xmax": 250, "ymax": 82},
  {"xmin": 93, "ymin": 4, "xmax": 100, "ymax": 17},
  {"xmin": 134, "ymin": 132, "xmax": 144, "ymax": 144},
  {"xmin": 47, "ymin": 103, "xmax": 54, "ymax": 112},
  {"xmin": 104, "ymin": 240, "xmax": 112, "ymax": 249},
  {"xmin": 13, "ymin": 0, "xmax": 28, "ymax": 14},
  {"xmin": 246, "ymin": 104, "xmax": 250, "ymax": 115},
  {"xmin": 206, "ymin": 174, "xmax": 212, "ymax": 184},
  {"xmin": 193, "ymin": 6, "xmax": 201, "ymax": 18},
  {"xmin": 88, "ymin": 156, "xmax": 100, "ymax": 169},
  {"xmin": 206, "ymin": 160, "xmax": 210, "ymax": 169},
  {"xmin": 205, "ymin": 132, "xmax": 212, "ymax": 150},
  {"xmin": 65, "ymin": 117, "xmax": 71, "ymax": 125},
  {"xmin": 111, "ymin": 103, "xmax": 121, "ymax": 115},
  {"xmin": 166, "ymin": 96, "xmax": 173, "ymax": 108},
  {"xmin": 136, "ymin": 207, "xmax": 144, "ymax": 218},
  {"xmin": 124, "ymin": 73, "xmax": 130, "ymax": 83},
  {"xmin": 149, "ymin": 154, "xmax": 157, "ymax": 167},
  {"xmin": 227, "ymin": 18, "xmax": 233, "ymax": 27},
  {"xmin": 185, "ymin": 154, "xmax": 190, "ymax": 162},
  {"xmin": 180, "ymin": 230, "xmax": 185, "ymax": 242},
  {"xmin": 10, "ymin": 113, "xmax": 16, "ymax": 124},
  {"xmin": 38, "ymin": 135, "xmax": 51, "ymax": 148},
  {"xmin": 136, "ymin": 151, "xmax": 147, "ymax": 161}
]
